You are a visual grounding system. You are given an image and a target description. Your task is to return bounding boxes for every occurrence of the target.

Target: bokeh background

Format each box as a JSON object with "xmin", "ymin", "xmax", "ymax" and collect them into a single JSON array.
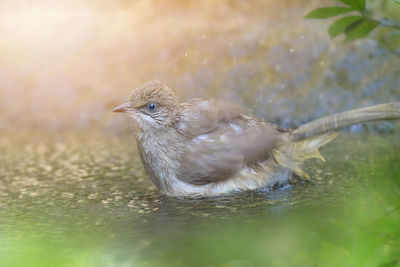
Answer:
[
  {"xmin": 1, "ymin": 0, "xmax": 399, "ymax": 134},
  {"xmin": 1, "ymin": 0, "xmax": 400, "ymax": 266}
]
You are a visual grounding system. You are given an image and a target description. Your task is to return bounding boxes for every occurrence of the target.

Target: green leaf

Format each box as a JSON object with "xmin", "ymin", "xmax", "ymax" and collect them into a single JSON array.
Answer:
[
  {"xmin": 305, "ymin": 7, "xmax": 355, "ymax": 19},
  {"xmin": 339, "ymin": 0, "xmax": 366, "ymax": 11},
  {"xmin": 345, "ymin": 18, "xmax": 379, "ymax": 41},
  {"xmin": 329, "ymin": 16, "xmax": 364, "ymax": 39}
]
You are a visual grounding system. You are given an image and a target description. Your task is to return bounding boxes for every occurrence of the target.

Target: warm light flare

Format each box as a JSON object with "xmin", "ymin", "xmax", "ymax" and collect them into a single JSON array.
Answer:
[
  {"xmin": 1, "ymin": 0, "xmax": 396, "ymax": 133},
  {"xmin": 0, "ymin": 4, "xmax": 91, "ymax": 48}
]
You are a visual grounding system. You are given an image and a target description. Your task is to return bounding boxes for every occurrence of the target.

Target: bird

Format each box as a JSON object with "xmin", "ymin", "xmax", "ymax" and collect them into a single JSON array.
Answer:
[{"xmin": 113, "ymin": 80, "xmax": 400, "ymax": 198}]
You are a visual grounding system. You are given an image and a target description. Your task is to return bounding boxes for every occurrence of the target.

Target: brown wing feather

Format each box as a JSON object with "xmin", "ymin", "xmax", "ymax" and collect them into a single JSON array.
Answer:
[{"xmin": 176, "ymin": 100, "xmax": 284, "ymax": 185}]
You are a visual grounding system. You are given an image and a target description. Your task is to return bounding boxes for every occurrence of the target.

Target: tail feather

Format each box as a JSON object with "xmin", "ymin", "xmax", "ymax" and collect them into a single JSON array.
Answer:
[
  {"xmin": 274, "ymin": 101, "xmax": 400, "ymax": 179},
  {"xmin": 273, "ymin": 133, "xmax": 337, "ymax": 179},
  {"xmin": 292, "ymin": 102, "xmax": 400, "ymax": 141}
]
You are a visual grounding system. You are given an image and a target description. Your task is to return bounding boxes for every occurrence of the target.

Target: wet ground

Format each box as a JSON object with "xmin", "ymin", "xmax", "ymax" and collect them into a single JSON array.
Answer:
[
  {"xmin": 0, "ymin": 131, "xmax": 399, "ymax": 266},
  {"xmin": 0, "ymin": 1, "xmax": 399, "ymax": 266}
]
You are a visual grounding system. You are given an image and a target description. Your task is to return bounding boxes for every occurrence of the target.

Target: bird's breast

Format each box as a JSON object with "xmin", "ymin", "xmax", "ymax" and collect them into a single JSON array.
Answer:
[{"xmin": 136, "ymin": 130, "xmax": 184, "ymax": 192}]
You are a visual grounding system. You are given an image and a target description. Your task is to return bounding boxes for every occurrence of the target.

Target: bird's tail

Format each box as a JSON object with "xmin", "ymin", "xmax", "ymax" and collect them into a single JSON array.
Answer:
[
  {"xmin": 273, "ymin": 102, "xmax": 400, "ymax": 178},
  {"xmin": 292, "ymin": 102, "xmax": 400, "ymax": 141},
  {"xmin": 273, "ymin": 132, "xmax": 337, "ymax": 178}
]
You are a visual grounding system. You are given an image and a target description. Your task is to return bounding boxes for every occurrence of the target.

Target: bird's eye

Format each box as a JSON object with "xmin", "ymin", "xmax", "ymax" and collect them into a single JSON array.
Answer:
[{"xmin": 148, "ymin": 103, "xmax": 157, "ymax": 111}]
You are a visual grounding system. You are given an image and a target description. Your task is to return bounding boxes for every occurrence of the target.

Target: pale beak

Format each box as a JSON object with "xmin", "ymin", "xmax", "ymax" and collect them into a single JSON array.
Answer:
[{"xmin": 112, "ymin": 103, "xmax": 132, "ymax": 113}]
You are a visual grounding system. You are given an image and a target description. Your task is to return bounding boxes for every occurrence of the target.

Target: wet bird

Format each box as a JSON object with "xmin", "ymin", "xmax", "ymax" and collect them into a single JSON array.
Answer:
[{"xmin": 113, "ymin": 80, "xmax": 400, "ymax": 198}]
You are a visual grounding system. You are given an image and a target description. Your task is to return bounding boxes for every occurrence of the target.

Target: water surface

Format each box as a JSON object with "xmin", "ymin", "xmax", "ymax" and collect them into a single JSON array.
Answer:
[{"xmin": 0, "ymin": 131, "xmax": 399, "ymax": 266}]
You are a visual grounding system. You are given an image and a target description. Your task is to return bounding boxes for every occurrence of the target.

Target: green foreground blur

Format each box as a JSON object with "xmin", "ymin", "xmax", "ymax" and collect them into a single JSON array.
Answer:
[{"xmin": 0, "ymin": 132, "xmax": 399, "ymax": 267}]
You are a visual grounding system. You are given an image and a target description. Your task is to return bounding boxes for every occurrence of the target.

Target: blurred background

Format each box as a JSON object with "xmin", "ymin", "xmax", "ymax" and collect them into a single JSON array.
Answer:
[
  {"xmin": 0, "ymin": 0, "xmax": 400, "ymax": 266},
  {"xmin": 1, "ymin": 0, "xmax": 398, "ymax": 134}
]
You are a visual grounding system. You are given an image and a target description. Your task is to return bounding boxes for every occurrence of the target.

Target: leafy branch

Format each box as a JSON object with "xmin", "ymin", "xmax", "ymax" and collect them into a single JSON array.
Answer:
[{"xmin": 305, "ymin": 0, "xmax": 400, "ymax": 46}]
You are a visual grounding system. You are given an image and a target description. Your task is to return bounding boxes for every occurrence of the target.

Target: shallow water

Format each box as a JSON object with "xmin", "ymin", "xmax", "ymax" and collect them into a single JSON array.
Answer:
[
  {"xmin": 0, "ymin": 131, "xmax": 399, "ymax": 266},
  {"xmin": 0, "ymin": 0, "xmax": 399, "ymax": 265}
]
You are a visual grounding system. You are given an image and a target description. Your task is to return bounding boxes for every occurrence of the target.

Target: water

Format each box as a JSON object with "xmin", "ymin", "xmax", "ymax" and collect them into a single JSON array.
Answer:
[
  {"xmin": 0, "ymin": 0, "xmax": 399, "ymax": 265},
  {"xmin": 0, "ymin": 131, "xmax": 399, "ymax": 266}
]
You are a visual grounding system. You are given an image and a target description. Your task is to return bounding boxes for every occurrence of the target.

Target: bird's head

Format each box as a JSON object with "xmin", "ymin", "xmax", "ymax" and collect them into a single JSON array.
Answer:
[{"xmin": 113, "ymin": 80, "xmax": 180, "ymax": 131}]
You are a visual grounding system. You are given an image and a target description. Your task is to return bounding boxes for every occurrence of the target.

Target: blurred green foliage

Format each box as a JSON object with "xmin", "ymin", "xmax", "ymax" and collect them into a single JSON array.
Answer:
[
  {"xmin": 1, "ymin": 133, "xmax": 400, "ymax": 266},
  {"xmin": 306, "ymin": 0, "xmax": 400, "ymax": 55},
  {"xmin": 0, "ymin": 1, "xmax": 399, "ymax": 266}
]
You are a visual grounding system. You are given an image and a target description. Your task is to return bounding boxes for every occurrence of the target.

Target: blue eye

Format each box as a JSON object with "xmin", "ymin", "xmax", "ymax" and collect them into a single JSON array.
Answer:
[{"xmin": 148, "ymin": 103, "xmax": 156, "ymax": 111}]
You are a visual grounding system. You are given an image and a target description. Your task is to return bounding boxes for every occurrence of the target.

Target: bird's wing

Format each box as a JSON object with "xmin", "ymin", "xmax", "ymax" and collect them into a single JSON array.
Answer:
[{"xmin": 176, "ymin": 99, "xmax": 285, "ymax": 185}]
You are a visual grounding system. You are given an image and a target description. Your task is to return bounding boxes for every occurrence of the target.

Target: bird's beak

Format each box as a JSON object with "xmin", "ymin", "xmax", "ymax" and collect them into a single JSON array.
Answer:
[{"xmin": 112, "ymin": 103, "xmax": 132, "ymax": 113}]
